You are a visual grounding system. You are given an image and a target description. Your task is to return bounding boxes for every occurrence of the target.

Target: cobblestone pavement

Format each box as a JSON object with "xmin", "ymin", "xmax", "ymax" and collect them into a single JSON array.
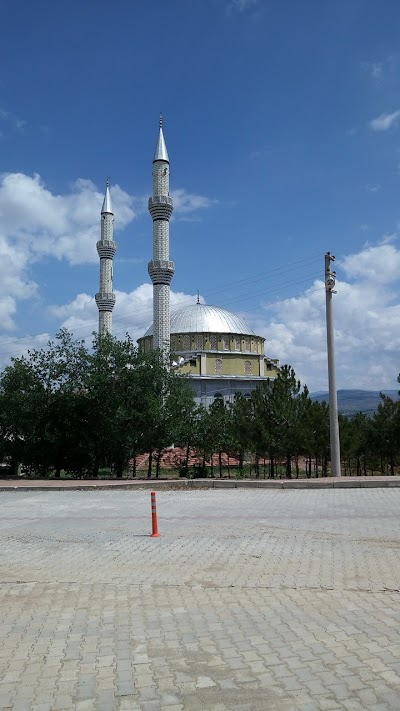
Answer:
[{"xmin": 0, "ymin": 490, "xmax": 400, "ymax": 710}]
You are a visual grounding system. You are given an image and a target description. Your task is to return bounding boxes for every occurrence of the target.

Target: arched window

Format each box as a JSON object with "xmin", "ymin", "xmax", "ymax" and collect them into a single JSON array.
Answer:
[
  {"xmin": 222, "ymin": 335, "xmax": 229, "ymax": 350},
  {"xmin": 170, "ymin": 337, "xmax": 176, "ymax": 350},
  {"xmin": 244, "ymin": 360, "xmax": 252, "ymax": 375},
  {"xmin": 215, "ymin": 358, "xmax": 223, "ymax": 374},
  {"xmin": 214, "ymin": 392, "xmax": 223, "ymax": 400},
  {"xmin": 182, "ymin": 335, "xmax": 190, "ymax": 350},
  {"xmin": 244, "ymin": 392, "xmax": 251, "ymax": 400},
  {"xmin": 245, "ymin": 338, "xmax": 251, "ymax": 351},
  {"xmin": 234, "ymin": 337, "xmax": 240, "ymax": 351},
  {"xmin": 210, "ymin": 335, "xmax": 217, "ymax": 349},
  {"xmin": 196, "ymin": 334, "xmax": 203, "ymax": 349}
]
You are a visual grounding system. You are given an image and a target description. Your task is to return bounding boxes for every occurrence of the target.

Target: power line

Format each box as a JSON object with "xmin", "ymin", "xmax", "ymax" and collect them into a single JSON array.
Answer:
[
  {"xmin": 0, "ymin": 286, "xmax": 325, "ymax": 361},
  {"xmin": 0, "ymin": 252, "xmax": 323, "ymax": 349}
]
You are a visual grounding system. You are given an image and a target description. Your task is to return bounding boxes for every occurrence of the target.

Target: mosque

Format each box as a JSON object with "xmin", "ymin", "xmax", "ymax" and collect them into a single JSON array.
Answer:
[{"xmin": 95, "ymin": 118, "xmax": 279, "ymax": 407}]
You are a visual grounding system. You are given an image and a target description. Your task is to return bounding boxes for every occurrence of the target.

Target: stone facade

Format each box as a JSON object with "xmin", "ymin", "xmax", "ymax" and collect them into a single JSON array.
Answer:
[
  {"xmin": 95, "ymin": 182, "xmax": 117, "ymax": 335},
  {"xmin": 147, "ymin": 119, "xmax": 175, "ymax": 353}
]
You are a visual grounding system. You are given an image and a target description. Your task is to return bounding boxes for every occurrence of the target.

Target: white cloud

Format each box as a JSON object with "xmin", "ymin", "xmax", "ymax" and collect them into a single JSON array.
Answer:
[
  {"xmin": 340, "ymin": 241, "xmax": 400, "ymax": 284},
  {"xmin": 171, "ymin": 189, "xmax": 217, "ymax": 217},
  {"xmin": 369, "ymin": 110, "xmax": 400, "ymax": 132},
  {"xmin": 361, "ymin": 61, "xmax": 384, "ymax": 80},
  {"xmin": 0, "ymin": 233, "xmax": 38, "ymax": 330},
  {"xmin": 0, "ymin": 172, "xmax": 218, "ymax": 331},
  {"xmin": 0, "ymin": 173, "xmax": 136, "ymax": 266},
  {"xmin": 254, "ymin": 241, "xmax": 400, "ymax": 391},
  {"xmin": 228, "ymin": 0, "xmax": 258, "ymax": 11},
  {"xmin": 0, "ymin": 108, "xmax": 27, "ymax": 133},
  {"xmin": 50, "ymin": 284, "xmax": 201, "ymax": 344},
  {"xmin": 363, "ymin": 183, "xmax": 381, "ymax": 193},
  {"xmin": 0, "ymin": 332, "xmax": 52, "ymax": 370},
  {"xmin": 0, "ymin": 172, "xmax": 136, "ymax": 329}
]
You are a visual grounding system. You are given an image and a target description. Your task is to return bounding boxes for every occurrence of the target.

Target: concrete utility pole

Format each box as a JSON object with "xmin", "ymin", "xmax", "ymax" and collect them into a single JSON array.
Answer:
[{"xmin": 325, "ymin": 252, "xmax": 341, "ymax": 477}]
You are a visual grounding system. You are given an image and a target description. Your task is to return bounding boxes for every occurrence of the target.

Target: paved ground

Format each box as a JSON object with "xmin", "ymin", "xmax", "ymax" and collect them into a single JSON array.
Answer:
[{"xmin": 0, "ymin": 489, "xmax": 400, "ymax": 710}]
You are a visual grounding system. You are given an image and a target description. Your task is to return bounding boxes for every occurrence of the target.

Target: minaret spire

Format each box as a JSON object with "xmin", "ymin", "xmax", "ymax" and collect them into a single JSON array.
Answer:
[
  {"xmin": 95, "ymin": 179, "xmax": 117, "ymax": 335},
  {"xmin": 148, "ymin": 116, "xmax": 175, "ymax": 353},
  {"xmin": 153, "ymin": 113, "xmax": 170, "ymax": 163}
]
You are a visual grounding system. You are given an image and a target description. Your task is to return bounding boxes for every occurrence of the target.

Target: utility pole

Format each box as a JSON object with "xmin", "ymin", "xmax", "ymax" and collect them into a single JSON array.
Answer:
[{"xmin": 325, "ymin": 252, "xmax": 341, "ymax": 477}]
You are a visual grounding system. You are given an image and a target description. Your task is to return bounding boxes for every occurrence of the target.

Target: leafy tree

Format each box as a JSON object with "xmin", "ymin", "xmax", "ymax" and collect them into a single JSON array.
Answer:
[
  {"xmin": 229, "ymin": 393, "xmax": 253, "ymax": 474},
  {"xmin": 372, "ymin": 394, "xmax": 400, "ymax": 475}
]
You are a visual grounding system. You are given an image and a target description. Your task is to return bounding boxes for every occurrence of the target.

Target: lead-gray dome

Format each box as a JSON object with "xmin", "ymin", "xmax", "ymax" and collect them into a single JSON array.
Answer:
[{"xmin": 144, "ymin": 303, "xmax": 255, "ymax": 337}]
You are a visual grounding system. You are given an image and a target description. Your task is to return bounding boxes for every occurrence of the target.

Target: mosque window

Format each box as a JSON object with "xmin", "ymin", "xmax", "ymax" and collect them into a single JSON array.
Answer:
[
  {"xmin": 222, "ymin": 335, "xmax": 229, "ymax": 350},
  {"xmin": 210, "ymin": 335, "xmax": 217, "ymax": 349},
  {"xmin": 244, "ymin": 360, "xmax": 252, "ymax": 375},
  {"xmin": 234, "ymin": 337, "xmax": 240, "ymax": 351},
  {"xmin": 215, "ymin": 358, "xmax": 223, "ymax": 374},
  {"xmin": 196, "ymin": 335, "xmax": 203, "ymax": 349},
  {"xmin": 245, "ymin": 338, "xmax": 251, "ymax": 351},
  {"xmin": 182, "ymin": 335, "xmax": 190, "ymax": 350}
]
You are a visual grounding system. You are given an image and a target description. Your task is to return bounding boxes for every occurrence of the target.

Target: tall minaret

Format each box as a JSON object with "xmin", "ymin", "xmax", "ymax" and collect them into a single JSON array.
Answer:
[
  {"xmin": 95, "ymin": 179, "xmax": 117, "ymax": 335},
  {"xmin": 148, "ymin": 115, "xmax": 175, "ymax": 353}
]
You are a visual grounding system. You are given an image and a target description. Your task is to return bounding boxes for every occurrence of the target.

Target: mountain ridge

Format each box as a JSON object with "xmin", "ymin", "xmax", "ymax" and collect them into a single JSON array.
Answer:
[{"xmin": 310, "ymin": 389, "xmax": 399, "ymax": 416}]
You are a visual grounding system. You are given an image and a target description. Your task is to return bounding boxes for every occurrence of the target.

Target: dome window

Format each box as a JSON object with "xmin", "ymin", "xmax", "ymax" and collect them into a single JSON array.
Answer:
[
  {"xmin": 196, "ymin": 335, "xmax": 203, "ymax": 349},
  {"xmin": 245, "ymin": 338, "xmax": 251, "ymax": 351},
  {"xmin": 222, "ymin": 335, "xmax": 229, "ymax": 350},
  {"xmin": 182, "ymin": 335, "xmax": 190, "ymax": 350},
  {"xmin": 210, "ymin": 335, "xmax": 217, "ymax": 349},
  {"xmin": 234, "ymin": 337, "xmax": 240, "ymax": 351}
]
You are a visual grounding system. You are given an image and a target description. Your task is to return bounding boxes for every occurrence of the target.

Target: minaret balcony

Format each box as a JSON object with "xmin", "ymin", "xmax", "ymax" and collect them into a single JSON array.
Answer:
[
  {"xmin": 95, "ymin": 292, "xmax": 116, "ymax": 311},
  {"xmin": 148, "ymin": 196, "xmax": 174, "ymax": 221},
  {"xmin": 148, "ymin": 260, "xmax": 175, "ymax": 285},
  {"xmin": 96, "ymin": 240, "xmax": 117, "ymax": 259}
]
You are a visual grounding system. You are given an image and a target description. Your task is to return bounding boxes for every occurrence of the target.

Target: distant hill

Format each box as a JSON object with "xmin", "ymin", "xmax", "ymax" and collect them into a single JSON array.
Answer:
[{"xmin": 310, "ymin": 389, "xmax": 399, "ymax": 417}]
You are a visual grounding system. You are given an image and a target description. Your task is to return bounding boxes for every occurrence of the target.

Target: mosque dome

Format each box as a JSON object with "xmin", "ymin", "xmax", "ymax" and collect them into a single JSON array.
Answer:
[{"xmin": 144, "ymin": 303, "xmax": 255, "ymax": 337}]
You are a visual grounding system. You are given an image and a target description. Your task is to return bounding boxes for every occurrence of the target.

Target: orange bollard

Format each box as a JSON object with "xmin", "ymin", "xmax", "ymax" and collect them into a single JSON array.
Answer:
[{"xmin": 150, "ymin": 491, "xmax": 160, "ymax": 537}]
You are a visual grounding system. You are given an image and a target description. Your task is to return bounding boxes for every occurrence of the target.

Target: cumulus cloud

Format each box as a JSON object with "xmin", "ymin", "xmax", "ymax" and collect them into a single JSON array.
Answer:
[
  {"xmin": 0, "ymin": 173, "xmax": 135, "ymax": 265},
  {"xmin": 257, "ymin": 241, "xmax": 400, "ymax": 391},
  {"xmin": 0, "ymin": 332, "xmax": 54, "ymax": 372},
  {"xmin": 50, "ymin": 284, "xmax": 201, "ymax": 344},
  {"xmin": 369, "ymin": 110, "xmax": 400, "ymax": 132},
  {"xmin": 0, "ymin": 172, "xmax": 217, "ymax": 331},
  {"xmin": 340, "ymin": 242, "xmax": 400, "ymax": 284},
  {"xmin": 0, "ymin": 172, "xmax": 136, "ymax": 329}
]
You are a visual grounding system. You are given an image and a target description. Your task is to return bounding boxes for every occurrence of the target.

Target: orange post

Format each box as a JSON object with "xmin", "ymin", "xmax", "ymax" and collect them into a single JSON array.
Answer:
[{"xmin": 150, "ymin": 491, "xmax": 160, "ymax": 537}]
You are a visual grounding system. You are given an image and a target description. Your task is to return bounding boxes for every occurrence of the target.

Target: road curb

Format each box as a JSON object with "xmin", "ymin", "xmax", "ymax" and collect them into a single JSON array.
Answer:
[{"xmin": 0, "ymin": 477, "xmax": 400, "ymax": 491}]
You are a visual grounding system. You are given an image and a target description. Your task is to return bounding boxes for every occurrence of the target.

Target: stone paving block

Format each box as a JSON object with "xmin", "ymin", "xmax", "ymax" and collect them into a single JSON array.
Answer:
[{"xmin": 1, "ymin": 490, "xmax": 400, "ymax": 710}]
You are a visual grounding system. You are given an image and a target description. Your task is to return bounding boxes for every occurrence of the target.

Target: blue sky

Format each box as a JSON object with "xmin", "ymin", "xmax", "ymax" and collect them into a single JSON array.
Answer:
[{"xmin": 1, "ymin": 0, "xmax": 400, "ymax": 390}]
